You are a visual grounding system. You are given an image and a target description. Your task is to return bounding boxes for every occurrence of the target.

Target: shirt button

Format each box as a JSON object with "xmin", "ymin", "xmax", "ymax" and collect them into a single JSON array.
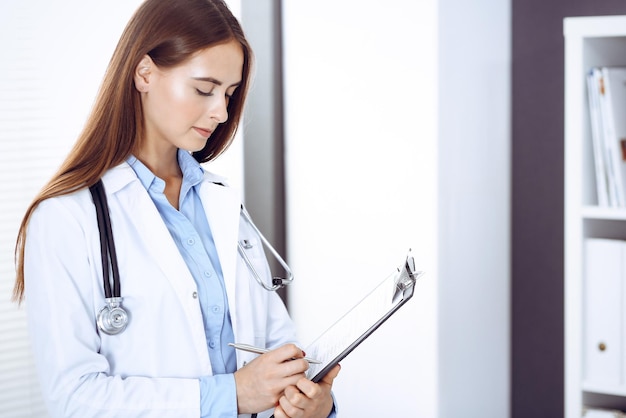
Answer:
[
  {"xmin": 192, "ymin": 291, "xmax": 198, "ymax": 299},
  {"xmin": 209, "ymin": 341, "xmax": 216, "ymax": 349}
]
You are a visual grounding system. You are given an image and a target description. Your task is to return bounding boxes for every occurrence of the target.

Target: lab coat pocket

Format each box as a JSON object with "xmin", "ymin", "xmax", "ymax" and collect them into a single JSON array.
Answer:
[
  {"xmin": 238, "ymin": 235, "xmax": 273, "ymax": 288},
  {"xmin": 254, "ymin": 335, "xmax": 267, "ymax": 349}
]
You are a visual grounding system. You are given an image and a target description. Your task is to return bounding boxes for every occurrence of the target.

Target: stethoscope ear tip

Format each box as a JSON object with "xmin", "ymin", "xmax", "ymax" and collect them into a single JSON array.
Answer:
[{"xmin": 272, "ymin": 277, "xmax": 293, "ymax": 288}]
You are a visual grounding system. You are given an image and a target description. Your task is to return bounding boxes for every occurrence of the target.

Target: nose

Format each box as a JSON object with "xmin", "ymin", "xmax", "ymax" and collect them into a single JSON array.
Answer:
[{"xmin": 208, "ymin": 95, "xmax": 229, "ymax": 124}]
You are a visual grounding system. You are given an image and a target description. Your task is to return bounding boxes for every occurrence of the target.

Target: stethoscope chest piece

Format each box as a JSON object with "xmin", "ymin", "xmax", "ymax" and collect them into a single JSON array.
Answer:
[{"xmin": 97, "ymin": 297, "xmax": 129, "ymax": 335}]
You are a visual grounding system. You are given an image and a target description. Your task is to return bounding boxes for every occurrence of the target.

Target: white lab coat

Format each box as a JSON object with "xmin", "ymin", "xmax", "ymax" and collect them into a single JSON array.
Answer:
[{"xmin": 24, "ymin": 162, "xmax": 297, "ymax": 418}]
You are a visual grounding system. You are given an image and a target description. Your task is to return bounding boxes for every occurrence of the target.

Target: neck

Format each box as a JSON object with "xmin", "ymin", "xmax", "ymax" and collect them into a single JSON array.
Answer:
[{"xmin": 135, "ymin": 146, "xmax": 181, "ymax": 181}]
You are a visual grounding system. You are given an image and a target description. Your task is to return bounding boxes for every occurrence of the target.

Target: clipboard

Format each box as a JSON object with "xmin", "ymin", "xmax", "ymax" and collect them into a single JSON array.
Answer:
[{"xmin": 303, "ymin": 250, "xmax": 424, "ymax": 383}]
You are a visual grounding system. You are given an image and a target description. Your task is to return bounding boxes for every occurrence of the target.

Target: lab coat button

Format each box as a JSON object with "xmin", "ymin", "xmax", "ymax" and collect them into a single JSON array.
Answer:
[
  {"xmin": 209, "ymin": 341, "xmax": 216, "ymax": 348},
  {"xmin": 187, "ymin": 238, "xmax": 195, "ymax": 245},
  {"xmin": 192, "ymin": 291, "xmax": 198, "ymax": 299},
  {"xmin": 212, "ymin": 306, "xmax": 220, "ymax": 313}
]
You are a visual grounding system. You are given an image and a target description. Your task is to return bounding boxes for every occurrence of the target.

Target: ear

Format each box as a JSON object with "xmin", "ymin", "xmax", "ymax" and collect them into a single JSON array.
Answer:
[{"xmin": 134, "ymin": 55, "xmax": 154, "ymax": 93}]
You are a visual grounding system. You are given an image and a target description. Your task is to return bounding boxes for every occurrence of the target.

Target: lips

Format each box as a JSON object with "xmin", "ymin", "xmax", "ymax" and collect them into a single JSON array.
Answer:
[{"xmin": 193, "ymin": 127, "xmax": 213, "ymax": 138}]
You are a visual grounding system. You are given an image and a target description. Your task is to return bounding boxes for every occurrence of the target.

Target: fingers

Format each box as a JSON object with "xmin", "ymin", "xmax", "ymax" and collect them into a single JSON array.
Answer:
[
  {"xmin": 275, "ymin": 385, "xmax": 333, "ymax": 418},
  {"xmin": 275, "ymin": 367, "xmax": 339, "ymax": 418},
  {"xmin": 295, "ymin": 377, "xmax": 322, "ymax": 400},
  {"xmin": 269, "ymin": 343, "xmax": 308, "ymax": 364},
  {"xmin": 234, "ymin": 344, "xmax": 309, "ymax": 414},
  {"xmin": 272, "ymin": 405, "xmax": 288, "ymax": 418},
  {"xmin": 276, "ymin": 385, "xmax": 306, "ymax": 417},
  {"xmin": 264, "ymin": 344, "xmax": 309, "ymax": 382}
]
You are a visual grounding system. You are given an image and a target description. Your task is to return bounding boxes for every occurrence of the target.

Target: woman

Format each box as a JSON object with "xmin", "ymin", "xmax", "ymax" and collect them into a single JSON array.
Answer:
[{"xmin": 12, "ymin": 0, "xmax": 339, "ymax": 416}]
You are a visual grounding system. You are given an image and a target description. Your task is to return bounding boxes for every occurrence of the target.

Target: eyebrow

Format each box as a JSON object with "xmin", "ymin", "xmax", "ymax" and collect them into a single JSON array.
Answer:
[{"xmin": 191, "ymin": 76, "xmax": 241, "ymax": 88}]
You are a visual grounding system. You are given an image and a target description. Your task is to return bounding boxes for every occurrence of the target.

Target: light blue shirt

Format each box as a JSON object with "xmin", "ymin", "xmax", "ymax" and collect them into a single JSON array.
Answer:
[{"xmin": 127, "ymin": 150, "xmax": 237, "ymax": 417}]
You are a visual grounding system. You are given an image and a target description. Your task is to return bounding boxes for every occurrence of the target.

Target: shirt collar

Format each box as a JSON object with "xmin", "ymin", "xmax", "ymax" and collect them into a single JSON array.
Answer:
[
  {"xmin": 126, "ymin": 149, "xmax": 205, "ymax": 192},
  {"xmin": 177, "ymin": 149, "xmax": 205, "ymax": 187},
  {"xmin": 126, "ymin": 155, "xmax": 157, "ymax": 191}
]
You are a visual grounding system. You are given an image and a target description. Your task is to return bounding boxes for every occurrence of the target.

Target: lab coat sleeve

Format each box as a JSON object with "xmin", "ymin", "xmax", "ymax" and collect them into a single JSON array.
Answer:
[{"xmin": 23, "ymin": 197, "xmax": 201, "ymax": 418}]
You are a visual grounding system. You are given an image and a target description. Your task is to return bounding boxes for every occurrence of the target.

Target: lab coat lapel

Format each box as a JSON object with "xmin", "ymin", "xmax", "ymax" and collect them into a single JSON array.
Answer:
[
  {"xmin": 120, "ymin": 182, "xmax": 193, "ymax": 288},
  {"xmin": 197, "ymin": 180, "xmax": 240, "ymax": 329},
  {"xmin": 104, "ymin": 165, "xmax": 195, "ymax": 296},
  {"xmin": 102, "ymin": 167, "xmax": 211, "ymax": 371}
]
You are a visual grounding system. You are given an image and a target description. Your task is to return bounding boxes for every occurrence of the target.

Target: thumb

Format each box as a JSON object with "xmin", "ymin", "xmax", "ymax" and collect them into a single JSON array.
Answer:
[{"xmin": 320, "ymin": 363, "xmax": 341, "ymax": 386}]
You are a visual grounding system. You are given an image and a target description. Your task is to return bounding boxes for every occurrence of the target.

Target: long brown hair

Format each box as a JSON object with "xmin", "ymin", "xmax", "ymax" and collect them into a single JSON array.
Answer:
[{"xmin": 13, "ymin": 0, "xmax": 253, "ymax": 302}]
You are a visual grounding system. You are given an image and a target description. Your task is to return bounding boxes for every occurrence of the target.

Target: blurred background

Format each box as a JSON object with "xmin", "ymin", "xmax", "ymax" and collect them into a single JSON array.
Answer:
[{"xmin": 3, "ymin": 0, "xmax": 626, "ymax": 417}]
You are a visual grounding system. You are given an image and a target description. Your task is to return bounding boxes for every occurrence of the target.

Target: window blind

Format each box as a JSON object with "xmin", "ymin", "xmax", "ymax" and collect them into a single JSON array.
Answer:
[{"xmin": 0, "ymin": 2, "xmax": 143, "ymax": 416}]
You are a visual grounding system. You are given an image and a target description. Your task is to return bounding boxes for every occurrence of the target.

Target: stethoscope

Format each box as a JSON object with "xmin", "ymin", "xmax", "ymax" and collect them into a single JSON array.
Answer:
[
  {"xmin": 89, "ymin": 180, "xmax": 294, "ymax": 335},
  {"xmin": 237, "ymin": 204, "xmax": 293, "ymax": 291},
  {"xmin": 89, "ymin": 180, "xmax": 128, "ymax": 335}
]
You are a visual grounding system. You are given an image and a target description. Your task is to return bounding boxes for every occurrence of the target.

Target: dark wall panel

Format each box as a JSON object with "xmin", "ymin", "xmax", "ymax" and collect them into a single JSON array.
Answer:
[{"xmin": 512, "ymin": 1, "xmax": 626, "ymax": 417}]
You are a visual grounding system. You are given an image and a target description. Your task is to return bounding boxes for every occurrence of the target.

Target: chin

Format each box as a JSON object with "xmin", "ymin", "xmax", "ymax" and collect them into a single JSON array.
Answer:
[{"xmin": 180, "ymin": 139, "xmax": 209, "ymax": 153}]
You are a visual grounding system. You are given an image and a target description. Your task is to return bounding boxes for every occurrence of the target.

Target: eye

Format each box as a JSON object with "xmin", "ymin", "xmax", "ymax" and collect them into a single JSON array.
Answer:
[{"xmin": 195, "ymin": 88, "xmax": 213, "ymax": 97}]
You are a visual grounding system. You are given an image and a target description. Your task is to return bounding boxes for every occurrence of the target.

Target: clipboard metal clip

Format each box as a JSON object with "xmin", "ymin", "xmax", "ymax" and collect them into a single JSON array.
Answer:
[{"xmin": 393, "ymin": 249, "xmax": 422, "ymax": 302}]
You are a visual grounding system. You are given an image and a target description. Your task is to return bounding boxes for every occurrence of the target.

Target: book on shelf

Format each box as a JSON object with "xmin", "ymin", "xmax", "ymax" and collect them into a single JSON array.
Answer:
[
  {"xmin": 587, "ymin": 68, "xmax": 610, "ymax": 207},
  {"xmin": 587, "ymin": 67, "xmax": 626, "ymax": 208}
]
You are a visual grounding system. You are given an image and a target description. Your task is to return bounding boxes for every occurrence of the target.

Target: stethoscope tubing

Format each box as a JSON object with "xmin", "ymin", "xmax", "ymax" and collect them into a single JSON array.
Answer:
[
  {"xmin": 90, "ymin": 180, "xmax": 121, "ymax": 299},
  {"xmin": 90, "ymin": 180, "xmax": 128, "ymax": 335}
]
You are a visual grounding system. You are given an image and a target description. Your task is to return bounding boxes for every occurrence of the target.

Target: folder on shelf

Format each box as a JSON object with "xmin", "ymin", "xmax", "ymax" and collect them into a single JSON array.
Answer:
[
  {"xmin": 596, "ymin": 67, "xmax": 626, "ymax": 207},
  {"xmin": 303, "ymin": 251, "xmax": 423, "ymax": 383},
  {"xmin": 583, "ymin": 239, "xmax": 624, "ymax": 388}
]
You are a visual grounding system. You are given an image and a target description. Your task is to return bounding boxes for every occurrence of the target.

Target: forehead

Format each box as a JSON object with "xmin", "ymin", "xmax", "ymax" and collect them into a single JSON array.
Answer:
[{"xmin": 169, "ymin": 40, "xmax": 244, "ymax": 84}]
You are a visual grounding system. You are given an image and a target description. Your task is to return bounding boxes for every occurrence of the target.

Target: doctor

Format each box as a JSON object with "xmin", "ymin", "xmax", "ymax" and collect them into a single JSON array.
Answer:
[{"xmin": 12, "ymin": 0, "xmax": 339, "ymax": 417}]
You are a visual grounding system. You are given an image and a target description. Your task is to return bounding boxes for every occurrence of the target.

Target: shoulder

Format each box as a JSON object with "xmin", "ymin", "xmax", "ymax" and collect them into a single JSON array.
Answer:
[
  {"xmin": 32, "ymin": 187, "xmax": 94, "ymax": 228},
  {"xmin": 34, "ymin": 187, "xmax": 92, "ymax": 219},
  {"xmin": 31, "ymin": 162, "xmax": 136, "ymax": 227},
  {"xmin": 27, "ymin": 188, "xmax": 96, "ymax": 249}
]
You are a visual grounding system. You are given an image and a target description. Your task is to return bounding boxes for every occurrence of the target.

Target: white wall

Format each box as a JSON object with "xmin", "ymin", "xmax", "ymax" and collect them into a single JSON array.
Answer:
[
  {"xmin": 282, "ymin": 0, "xmax": 511, "ymax": 417},
  {"xmin": 438, "ymin": 0, "xmax": 510, "ymax": 416},
  {"xmin": 282, "ymin": 1, "xmax": 439, "ymax": 416}
]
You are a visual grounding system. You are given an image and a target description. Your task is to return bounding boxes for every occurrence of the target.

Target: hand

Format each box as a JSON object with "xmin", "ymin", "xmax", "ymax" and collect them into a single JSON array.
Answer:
[
  {"xmin": 234, "ymin": 344, "xmax": 309, "ymax": 414},
  {"xmin": 273, "ymin": 363, "xmax": 341, "ymax": 418}
]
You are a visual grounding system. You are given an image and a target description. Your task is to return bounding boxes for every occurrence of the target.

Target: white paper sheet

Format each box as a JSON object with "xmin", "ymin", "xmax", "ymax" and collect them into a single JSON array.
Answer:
[{"xmin": 304, "ymin": 253, "xmax": 422, "ymax": 382}]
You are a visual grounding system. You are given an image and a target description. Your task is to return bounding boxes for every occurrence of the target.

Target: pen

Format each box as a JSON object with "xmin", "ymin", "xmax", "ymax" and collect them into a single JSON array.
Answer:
[{"xmin": 228, "ymin": 343, "xmax": 322, "ymax": 364}]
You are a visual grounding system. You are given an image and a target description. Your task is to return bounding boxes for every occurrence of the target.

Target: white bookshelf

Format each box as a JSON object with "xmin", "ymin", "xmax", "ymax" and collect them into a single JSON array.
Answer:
[{"xmin": 564, "ymin": 15, "xmax": 626, "ymax": 418}]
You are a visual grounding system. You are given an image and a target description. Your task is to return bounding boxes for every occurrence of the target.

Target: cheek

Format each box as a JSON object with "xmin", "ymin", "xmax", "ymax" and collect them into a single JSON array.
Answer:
[
  {"xmin": 164, "ymin": 85, "xmax": 195, "ymax": 114},
  {"xmin": 166, "ymin": 81, "xmax": 190, "ymax": 103},
  {"xmin": 153, "ymin": 83, "xmax": 200, "ymax": 122}
]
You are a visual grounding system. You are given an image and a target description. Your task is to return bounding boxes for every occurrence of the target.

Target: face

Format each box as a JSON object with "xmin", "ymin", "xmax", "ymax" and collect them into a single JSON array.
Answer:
[{"xmin": 135, "ymin": 40, "xmax": 244, "ymax": 155}]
